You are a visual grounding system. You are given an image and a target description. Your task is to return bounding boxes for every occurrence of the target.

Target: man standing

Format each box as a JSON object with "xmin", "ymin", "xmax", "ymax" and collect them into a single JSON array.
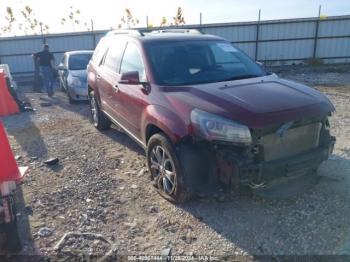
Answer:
[{"xmin": 36, "ymin": 44, "xmax": 55, "ymax": 97}]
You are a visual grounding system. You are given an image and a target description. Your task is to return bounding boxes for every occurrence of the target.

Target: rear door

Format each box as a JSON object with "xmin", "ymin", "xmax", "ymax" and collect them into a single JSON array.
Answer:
[
  {"xmin": 88, "ymin": 37, "xmax": 109, "ymax": 109},
  {"xmin": 97, "ymin": 37, "xmax": 127, "ymax": 120}
]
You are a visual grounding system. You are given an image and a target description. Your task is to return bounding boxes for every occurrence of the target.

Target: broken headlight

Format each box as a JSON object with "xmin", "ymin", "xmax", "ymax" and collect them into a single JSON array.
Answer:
[{"xmin": 190, "ymin": 109, "xmax": 252, "ymax": 145}]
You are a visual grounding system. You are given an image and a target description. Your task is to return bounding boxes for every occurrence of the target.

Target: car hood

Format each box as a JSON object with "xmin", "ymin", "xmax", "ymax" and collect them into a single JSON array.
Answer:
[{"xmin": 163, "ymin": 75, "xmax": 335, "ymax": 128}]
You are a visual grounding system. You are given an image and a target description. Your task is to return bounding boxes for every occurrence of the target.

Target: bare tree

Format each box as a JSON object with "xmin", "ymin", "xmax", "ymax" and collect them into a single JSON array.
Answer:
[
  {"xmin": 19, "ymin": 6, "xmax": 49, "ymax": 35},
  {"xmin": 173, "ymin": 7, "xmax": 185, "ymax": 26},
  {"xmin": 118, "ymin": 8, "xmax": 139, "ymax": 29},
  {"xmin": 83, "ymin": 22, "xmax": 90, "ymax": 31},
  {"xmin": 61, "ymin": 6, "xmax": 81, "ymax": 31},
  {"xmin": 160, "ymin": 17, "xmax": 167, "ymax": 27},
  {"xmin": 1, "ymin": 7, "xmax": 16, "ymax": 33},
  {"xmin": 159, "ymin": 7, "xmax": 186, "ymax": 27},
  {"xmin": 38, "ymin": 22, "xmax": 50, "ymax": 35},
  {"xmin": 1, "ymin": 5, "xmax": 49, "ymax": 35}
]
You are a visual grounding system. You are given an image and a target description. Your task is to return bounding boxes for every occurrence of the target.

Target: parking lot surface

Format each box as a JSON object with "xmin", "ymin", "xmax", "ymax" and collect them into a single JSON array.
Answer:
[{"xmin": 1, "ymin": 64, "xmax": 350, "ymax": 259}]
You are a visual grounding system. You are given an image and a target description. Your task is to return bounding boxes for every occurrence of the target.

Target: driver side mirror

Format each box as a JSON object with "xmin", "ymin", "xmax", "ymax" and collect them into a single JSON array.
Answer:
[
  {"xmin": 256, "ymin": 61, "xmax": 276, "ymax": 76},
  {"xmin": 256, "ymin": 61, "xmax": 264, "ymax": 67},
  {"xmin": 57, "ymin": 63, "xmax": 66, "ymax": 71},
  {"xmin": 119, "ymin": 71, "xmax": 141, "ymax": 85}
]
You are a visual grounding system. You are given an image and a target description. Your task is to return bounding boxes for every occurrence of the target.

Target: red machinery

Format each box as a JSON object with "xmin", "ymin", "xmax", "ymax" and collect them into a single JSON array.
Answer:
[
  {"xmin": 0, "ymin": 122, "xmax": 27, "ymax": 251},
  {"xmin": 0, "ymin": 70, "xmax": 19, "ymax": 117}
]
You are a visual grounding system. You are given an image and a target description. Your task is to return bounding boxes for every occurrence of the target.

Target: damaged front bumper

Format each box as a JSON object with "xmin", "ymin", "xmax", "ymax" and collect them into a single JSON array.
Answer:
[
  {"xmin": 187, "ymin": 117, "xmax": 336, "ymax": 196},
  {"xmin": 223, "ymin": 137, "xmax": 334, "ymax": 189},
  {"xmin": 181, "ymin": 116, "xmax": 336, "ymax": 197},
  {"xmin": 211, "ymin": 133, "xmax": 336, "ymax": 197}
]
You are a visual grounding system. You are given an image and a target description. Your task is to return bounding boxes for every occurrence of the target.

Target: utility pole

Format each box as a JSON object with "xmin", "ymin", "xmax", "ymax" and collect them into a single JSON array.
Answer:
[
  {"xmin": 318, "ymin": 5, "xmax": 322, "ymax": 18},
  {"xmin": 200, "ymin": 12, "xmax": 202, "ymax": 25},
  {"xmin": 255, "ymin": 9, "xmax": 261, "ymax": 61},
  {"xmin": 91, "ymin": 19, "xmax": 96, "ymax": 48},
  {"xmin": 146, "ymin": 15, "xmax": 149, "ymax": 28},
  {"xmin": 313, "ymin": 5, "xmax": 321, "ymax": 58},
  {"xmin": 40, "ymin": 23, "xmax": 45, "ymax": 44}
]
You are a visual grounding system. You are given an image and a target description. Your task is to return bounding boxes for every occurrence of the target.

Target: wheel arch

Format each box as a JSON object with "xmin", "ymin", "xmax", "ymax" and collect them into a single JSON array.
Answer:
[
  {"xmin": 88, "ymin": 85, "xmax": 102, "ymax": 106},
  {"xmin": 142, "ymin": 105, "xmax": 189, "ymax": 146},
  {"xmin": 145, "ymin": 124, "xmax": 164, "ymax": 144}
]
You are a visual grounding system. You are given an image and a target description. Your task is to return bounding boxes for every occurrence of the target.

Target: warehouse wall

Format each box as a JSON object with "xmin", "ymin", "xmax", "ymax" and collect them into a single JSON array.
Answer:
[{"xmin": 0, "ymin": 15, "xmax": 349, "ymax": 75}]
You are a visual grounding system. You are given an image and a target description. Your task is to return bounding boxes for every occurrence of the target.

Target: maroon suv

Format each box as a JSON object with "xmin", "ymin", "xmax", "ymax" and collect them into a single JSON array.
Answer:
[{"xmin": 87, "ymin": 29, "xmax": 335, "ymax": 202}]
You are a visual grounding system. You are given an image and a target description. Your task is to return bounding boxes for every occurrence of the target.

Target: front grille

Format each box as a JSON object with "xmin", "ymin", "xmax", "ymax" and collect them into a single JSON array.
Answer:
[{"xmin": 262, "ymin": 122, "xmax": 321, "ymax": 161}]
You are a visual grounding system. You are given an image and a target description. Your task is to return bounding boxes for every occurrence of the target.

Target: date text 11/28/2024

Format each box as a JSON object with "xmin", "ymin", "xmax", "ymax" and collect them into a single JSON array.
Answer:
[{"xmin": 127, "ymin": 255, "xmax": 220, "ymax": 261}]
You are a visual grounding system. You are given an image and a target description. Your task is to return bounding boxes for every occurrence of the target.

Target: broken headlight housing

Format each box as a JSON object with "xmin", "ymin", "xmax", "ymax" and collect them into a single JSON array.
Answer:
[{"xmin": 190, "ymin": 109, "xmax": 252, "ymax": 145}]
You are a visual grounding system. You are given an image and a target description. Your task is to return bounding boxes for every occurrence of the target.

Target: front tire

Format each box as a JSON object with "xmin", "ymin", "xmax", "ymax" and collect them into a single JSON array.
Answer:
[
  {"xmin": 59, "ymin": 80, "xmax": 66, "ymax": 92},
  {"xmin": 67, "ymin": 91, "xmax": 76, "ymax": 104},
  {"xmin": 147, "ymin": 133, "xmax": 191, "ymax": 203},
  {"xmin": 89, "ymin": 90, "xmax": 111, "ymax": 130},
  {"xmin": 3, "ymin": 195, "xmax": 21, "ymax": 252},
  {"xmin": 4, "ymin": 220, "xmax": 21, "ymax": 252}
]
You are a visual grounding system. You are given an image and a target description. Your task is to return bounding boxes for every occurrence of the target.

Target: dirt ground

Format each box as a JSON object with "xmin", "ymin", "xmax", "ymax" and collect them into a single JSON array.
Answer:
[{"xmin": 1, "ymin": 64, "xmax": 350, "ymax": 260}]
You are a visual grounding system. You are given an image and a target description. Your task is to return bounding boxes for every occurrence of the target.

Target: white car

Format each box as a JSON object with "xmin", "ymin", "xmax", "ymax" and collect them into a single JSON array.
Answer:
[{"xmin": 57, "ymin": 50, "xmax": 93, "ymax": 103}]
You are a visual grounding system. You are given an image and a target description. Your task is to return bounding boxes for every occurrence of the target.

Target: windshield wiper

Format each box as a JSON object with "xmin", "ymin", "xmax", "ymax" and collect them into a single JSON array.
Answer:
[{"xmin": 221, "ymin": 74, "xmax": 261, "ymax": 82}]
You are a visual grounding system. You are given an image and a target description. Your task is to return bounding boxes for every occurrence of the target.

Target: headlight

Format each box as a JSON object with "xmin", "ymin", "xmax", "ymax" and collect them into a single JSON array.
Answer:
[
  {"xmin": 71, "ymin": 77, "xmax": 82, "ymax": 87},
  {"xmin": 190, "ymin": 109, "xmax": 252, "ymax": 145}
]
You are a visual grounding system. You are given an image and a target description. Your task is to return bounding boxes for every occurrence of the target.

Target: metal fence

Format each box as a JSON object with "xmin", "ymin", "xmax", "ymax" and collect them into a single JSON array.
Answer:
[{"xmin": 0, "ymin": 15, "xmax": 349, "ymax": 76}]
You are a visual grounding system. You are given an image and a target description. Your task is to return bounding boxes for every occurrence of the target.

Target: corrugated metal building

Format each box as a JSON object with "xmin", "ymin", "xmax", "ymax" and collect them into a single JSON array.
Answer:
[{"xmin": 0, "ymin": 15, "xmax": 349, "ymax": 75}]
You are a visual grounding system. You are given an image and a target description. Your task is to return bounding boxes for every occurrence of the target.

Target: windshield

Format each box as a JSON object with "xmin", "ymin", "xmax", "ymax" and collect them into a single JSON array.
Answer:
[
  {"xmin": 147, "ymin": 40, "xmax": 267, "ymax": 86},
  {"xmin": 68, "ymin": 53, "xmax": 92, "ymax": 70}
]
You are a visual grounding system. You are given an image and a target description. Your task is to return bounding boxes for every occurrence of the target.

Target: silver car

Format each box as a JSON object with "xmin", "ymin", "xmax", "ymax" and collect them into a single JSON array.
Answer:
[{"xmin": 57, "ymin": 50, "xmax": 93, "ymax": 103}]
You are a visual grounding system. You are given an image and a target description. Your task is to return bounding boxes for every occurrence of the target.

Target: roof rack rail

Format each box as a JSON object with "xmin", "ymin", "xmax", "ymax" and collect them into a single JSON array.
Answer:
[
  {"xmin": 150, "ymin": 29, "xmax": 202, "ymax": 35},
  {"xmin": 106, "ymin": 29, "xmax": 144, "ymax": 36}
]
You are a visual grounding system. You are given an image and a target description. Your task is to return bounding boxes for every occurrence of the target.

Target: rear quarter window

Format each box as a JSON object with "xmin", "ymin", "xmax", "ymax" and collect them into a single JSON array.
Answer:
[{"xmin": 91, "ymin": 37, "xmax": 109, "ymax": 65}]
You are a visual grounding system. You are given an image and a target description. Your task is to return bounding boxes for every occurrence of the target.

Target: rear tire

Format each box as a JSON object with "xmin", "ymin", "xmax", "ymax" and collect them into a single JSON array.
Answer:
[
  {"xmin": 147, "ymin": 133, "xmax": 192, "ymax": 203},
  {"xmin": 68, "ymin": 92, "xmax": 76, "ymax": 104},
  {"xmin": 89, "ymin": 90, "xmax": 111, "ymax": 130}
]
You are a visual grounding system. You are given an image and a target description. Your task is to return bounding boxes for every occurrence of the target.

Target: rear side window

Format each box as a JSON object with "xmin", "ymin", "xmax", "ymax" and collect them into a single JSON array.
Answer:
[
  {"xmin": 103, "ymin": 39, "xmax": 127, "ymax": 72},
  {"xmin": 91, "ymin": 37, "xmax": 108, "ymax": 65},
  {"xmin": 120, "ymin": 42, "xmax": 146, "ymax": 81}
]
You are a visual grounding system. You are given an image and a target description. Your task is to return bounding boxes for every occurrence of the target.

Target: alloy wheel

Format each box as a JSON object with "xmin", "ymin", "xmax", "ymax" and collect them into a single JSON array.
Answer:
[
  {"xmin": 89, "ymin": 95, "xmax": 98, "ymax": 124},
  {"xmin": 150, "ymin": 145, "xmax": 177, "ymax": 195}
]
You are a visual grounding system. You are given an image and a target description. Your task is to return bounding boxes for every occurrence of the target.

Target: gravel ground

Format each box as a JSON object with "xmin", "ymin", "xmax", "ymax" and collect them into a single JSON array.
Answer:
[{"xmin": 0, "ymin": 64, "xmax": 350, "ymax": 260}]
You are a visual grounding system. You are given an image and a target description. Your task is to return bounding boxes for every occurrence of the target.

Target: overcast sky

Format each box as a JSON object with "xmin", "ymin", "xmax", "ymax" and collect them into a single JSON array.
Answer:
[{"xmin": 1, "ymin": 0, "xmax": 349, "ymax": 36}]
